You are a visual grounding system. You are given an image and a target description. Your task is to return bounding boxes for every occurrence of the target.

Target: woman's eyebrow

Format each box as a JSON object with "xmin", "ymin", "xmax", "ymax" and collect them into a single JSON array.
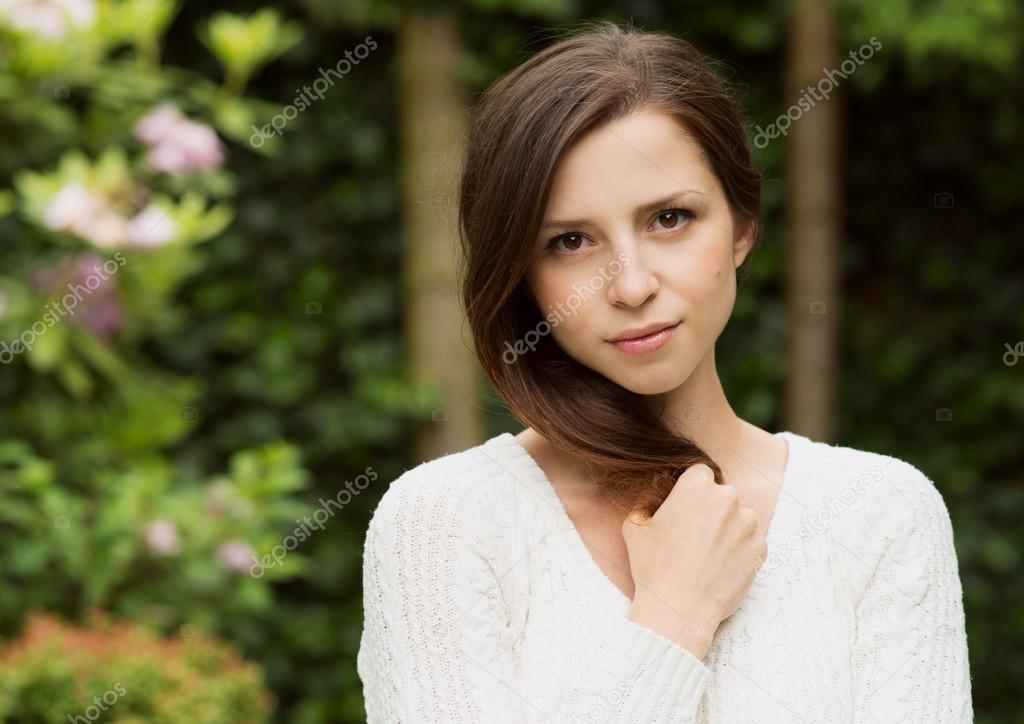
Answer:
[{"xmin": 540, "ymin": 189, "xmax": 707, "ymax": 231}]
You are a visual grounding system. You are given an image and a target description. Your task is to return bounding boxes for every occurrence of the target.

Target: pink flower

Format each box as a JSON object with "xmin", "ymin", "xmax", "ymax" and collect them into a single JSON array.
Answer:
[
  {"xmin": 126, "ymin": 204, "xmax": 178, "ymax": 248},
  {"xmin": 32, "ymin": 252, "xmax": 124, "ymax": 341},
  {"xmin": 0, "ymin": 0, "xmax": 96, "ymax": 41},
  {"xmin": 43, "ymin": 182, "xmax": 101, "ymax": 232},
  {"xmin": 42, "ymin": 182, "xmax": 129, "ymax": 249},
  {"xmin": 216, "ymin": 539, "xmax": 256, "ymax": 574},
  {"xmin": 85, "ymin": 212, "xmax": 129, "ymax": 249},
  {"xmin": 133, "ymin": 103, "xmax": 182, "ymax": 146},
  {"xmin": 134, "ymin": 103, "xmax": 225, "ymax": 175},
  {"xmin": 144, "ymin": 519, "xmax": 183, "ymax": 556}
]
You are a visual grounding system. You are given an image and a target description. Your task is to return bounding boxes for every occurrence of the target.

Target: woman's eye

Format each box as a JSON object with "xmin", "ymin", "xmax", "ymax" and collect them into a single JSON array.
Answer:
[
  {"xmin": 544, "ymin": 209, "xmax": 694, "ymax": 254},
  {"xmin": 545, "ymin": 233, "xmax": 590, "ymax": 254},
  {"xmin": 651, "ymin": 208, "xmax": 695, "ymax": 232}
]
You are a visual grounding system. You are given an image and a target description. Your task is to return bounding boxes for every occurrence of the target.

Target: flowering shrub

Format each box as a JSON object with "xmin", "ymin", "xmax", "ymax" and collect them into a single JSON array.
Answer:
[
  {"xmin": 0, "ymin": 1, "xmax": 316, "ymax": 713},
  {"xmin": 0, "ymin": 0, "xmax": 415, "ymax": 722},
  {"xmin": 0, "ymin": 438, "xmax": 312, "ymax": 635},
  {"xmin": 0, "ymin": 0, "xmax": 299, "ymax": 381},
  {"xmin": 0, "ymin": 611, "xmax": 274, "ymax": 722}
]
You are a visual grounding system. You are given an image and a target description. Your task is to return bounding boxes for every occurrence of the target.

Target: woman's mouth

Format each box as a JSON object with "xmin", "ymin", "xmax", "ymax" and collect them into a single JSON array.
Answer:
[{"xmin": 607, "ymin": 322, "xmax": 681, "ymax": 356}]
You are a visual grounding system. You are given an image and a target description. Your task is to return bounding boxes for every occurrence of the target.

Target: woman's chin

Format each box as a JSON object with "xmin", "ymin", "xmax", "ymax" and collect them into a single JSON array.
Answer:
[{"xmin": 604, "ymin": 366, "xmax": 686, "ymax": 397}]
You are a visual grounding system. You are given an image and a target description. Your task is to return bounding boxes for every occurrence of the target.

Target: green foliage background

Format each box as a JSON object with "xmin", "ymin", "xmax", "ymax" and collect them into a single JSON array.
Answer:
[{"xmin": 0, "ymin": 0, "xmax": 1021, "ymax": 722}]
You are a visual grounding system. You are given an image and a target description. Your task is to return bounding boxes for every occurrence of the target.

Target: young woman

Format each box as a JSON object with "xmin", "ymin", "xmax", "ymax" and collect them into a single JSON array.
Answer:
[{"xmin": 357, "ymin": 20, "xmax": 973, "ymax": 723}]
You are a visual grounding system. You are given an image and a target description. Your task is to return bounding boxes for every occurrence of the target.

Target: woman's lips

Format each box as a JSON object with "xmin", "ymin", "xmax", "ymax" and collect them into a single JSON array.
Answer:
[{"xmin": 608, "ymin": 322, "xmax": 680, "ymax": 355}]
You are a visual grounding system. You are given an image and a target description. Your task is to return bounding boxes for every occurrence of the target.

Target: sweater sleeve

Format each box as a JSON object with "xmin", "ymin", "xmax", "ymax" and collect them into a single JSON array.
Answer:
[
  {"xmin": 357, "ymin": 473, "xmax": 710, "ymax": 723},
  {"xmin": 849, "ymin": 465, "xmax": 973, "ymax": 723}
]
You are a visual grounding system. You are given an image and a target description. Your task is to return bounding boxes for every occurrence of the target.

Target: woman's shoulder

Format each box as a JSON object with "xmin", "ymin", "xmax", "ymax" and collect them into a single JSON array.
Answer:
[
  {"xmin": 789, "ymin": 432, "xmax": 946, "ymax": 502},
  {"xmin": 365, "ymin": 432, "xmax": 545, "ymax": 548},
  {"xmin": 359, "ymin": 435, "xmax": 539, "ymax": 646},
  {"xmin": 785, "ymin": 431, "xmax": 956, "ymax": 551}
]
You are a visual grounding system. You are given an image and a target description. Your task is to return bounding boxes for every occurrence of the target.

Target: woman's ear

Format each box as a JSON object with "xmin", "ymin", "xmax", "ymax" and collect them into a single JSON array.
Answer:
[{"xmin": 732, "ymin": 219, "xmax": 756, "ymax": 268}]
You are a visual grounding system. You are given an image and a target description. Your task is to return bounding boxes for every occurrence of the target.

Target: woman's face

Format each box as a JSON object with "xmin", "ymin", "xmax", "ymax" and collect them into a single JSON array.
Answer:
[{"xmin": 524, "ymin": 107, "xmax": 755, "ymax": 395}]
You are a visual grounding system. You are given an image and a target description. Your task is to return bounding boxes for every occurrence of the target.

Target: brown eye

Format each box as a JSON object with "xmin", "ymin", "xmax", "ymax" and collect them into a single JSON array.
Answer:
[
  {"xmin": 545, "ymin": 233, "xmax": 590, "ymax": 254},
  {"xmin": 651, "ymin": 208, "xmax": 695, "ymax": 232}
]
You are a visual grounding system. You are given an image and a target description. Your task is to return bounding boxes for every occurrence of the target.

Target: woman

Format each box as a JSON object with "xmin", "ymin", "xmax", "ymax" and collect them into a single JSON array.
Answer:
[{"xmin": 357, "ymin": 20, "xmax": 973, "ymax": 723}]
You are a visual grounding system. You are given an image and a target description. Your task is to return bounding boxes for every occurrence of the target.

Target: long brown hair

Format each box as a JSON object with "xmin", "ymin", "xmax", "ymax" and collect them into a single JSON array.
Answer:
[{"xmin": 457, "ymin": 20, "xmax": 763, "ymax": 517}]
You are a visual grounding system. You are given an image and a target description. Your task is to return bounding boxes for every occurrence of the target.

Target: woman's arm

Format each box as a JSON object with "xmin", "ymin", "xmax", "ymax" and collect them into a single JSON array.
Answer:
[
  {"xmin": 357, "ymin": 474, "xmax": 710, "ymax": 723},
  {"xmin": 849, "ymin": 465, "xmax": 974, "ymax": 723}
]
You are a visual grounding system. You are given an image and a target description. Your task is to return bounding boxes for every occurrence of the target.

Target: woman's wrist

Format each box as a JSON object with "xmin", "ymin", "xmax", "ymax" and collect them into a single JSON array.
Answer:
[{"xmin": 626, "ymin": 592, "xmax": 717, "ymax": 660}]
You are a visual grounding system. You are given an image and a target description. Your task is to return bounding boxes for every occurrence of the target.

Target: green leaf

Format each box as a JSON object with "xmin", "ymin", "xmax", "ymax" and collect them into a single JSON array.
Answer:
[
  {"xmin": 24, "ymin": 321, "xmax": 66, "ymax": 372},
  {"xmin": 200, "ymin": 9, "xmax": 304, "ymax": 89}
]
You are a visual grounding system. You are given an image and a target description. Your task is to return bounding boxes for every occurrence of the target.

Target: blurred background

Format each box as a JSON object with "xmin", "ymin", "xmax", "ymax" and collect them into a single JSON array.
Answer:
[{"xmin": 0, "ymin": 0, "xmax": 1020, "ymax": 722}]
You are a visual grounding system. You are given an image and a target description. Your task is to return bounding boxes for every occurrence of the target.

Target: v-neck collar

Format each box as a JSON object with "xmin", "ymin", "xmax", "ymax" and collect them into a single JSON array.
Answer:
[{"xmin": 488, "ymin": 430, "xmax": 809, "ymax": 608}]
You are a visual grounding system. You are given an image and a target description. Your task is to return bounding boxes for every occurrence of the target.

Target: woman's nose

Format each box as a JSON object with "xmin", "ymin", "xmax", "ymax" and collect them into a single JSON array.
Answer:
[{"xmin": 606, "ymin": 248, "xmax": 659, "ymax": 308}]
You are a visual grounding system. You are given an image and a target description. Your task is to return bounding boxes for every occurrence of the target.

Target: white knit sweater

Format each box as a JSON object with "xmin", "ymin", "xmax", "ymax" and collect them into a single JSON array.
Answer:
[{"xmin": 357, "ymin": 430, "xmax": 973, "ymax": 723}]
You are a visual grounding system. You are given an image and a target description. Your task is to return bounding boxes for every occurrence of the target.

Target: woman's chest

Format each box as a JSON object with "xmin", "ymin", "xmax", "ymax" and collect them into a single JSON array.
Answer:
[
  {"xmin": 518, "ymin": 535, "xmax": 857, "ymax": 723},
  {"xmin": 567, "ymin": 483, "xmax": 783, "ymax": 604}
]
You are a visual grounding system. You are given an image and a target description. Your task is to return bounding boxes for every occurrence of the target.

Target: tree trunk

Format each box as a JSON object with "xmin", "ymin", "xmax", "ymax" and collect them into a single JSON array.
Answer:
[
  {"xmin": 396, "ymin": 6, "xmax": 484, "ymax": 462},
  {"xmin": 783, "ymin": 0, "xmax": 841, "ymax": 442}
]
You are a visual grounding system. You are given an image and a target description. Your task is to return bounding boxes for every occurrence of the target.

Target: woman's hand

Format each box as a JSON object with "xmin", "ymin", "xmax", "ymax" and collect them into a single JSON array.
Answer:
[{"xmin": 622, "ymin": 463, "xmax": 767, "ymax": 659}]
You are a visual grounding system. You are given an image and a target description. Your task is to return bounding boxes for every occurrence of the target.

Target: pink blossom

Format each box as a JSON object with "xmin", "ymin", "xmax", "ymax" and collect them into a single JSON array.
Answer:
[
  {"xmin": 43, "ymin": 182, "xmax": 101, "ymax": 233},
  {"xmin": 144, "ymin": 519, "xmax": 183, "ymax": 556},
  {"xmin": 42, "ymin": 182, "xmax": 129, "ymax": 249},
  {"xmin": 85, "ymin": 212, "xmax": 129, "ymax": 248},
  {"xmin": 0, "ymin": 0, "xmax": 96, "ymax": 41},
  {"xmin": 216, "ymin": 539, "xmax": 256, "ymax": 574},
  {"xmin": 32, "ymin": 252, "xmax": 124, "ymax": 340},
  {"xmin": 133, "ymin": 103, "xmax": 182, "ymax": 146},
  {"xmin": 134, "ymin": 103, "xmax": 225, "ymax": 175},
  {"xmin": 126, "ymin": 204, "xmax": 178, "ymax": 248}
]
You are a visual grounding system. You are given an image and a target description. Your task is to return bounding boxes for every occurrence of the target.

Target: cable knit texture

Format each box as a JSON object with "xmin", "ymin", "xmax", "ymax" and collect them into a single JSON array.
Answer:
[{"xmin": 357, "ymin": 430, "xmax": 973, "ymax": 723}]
